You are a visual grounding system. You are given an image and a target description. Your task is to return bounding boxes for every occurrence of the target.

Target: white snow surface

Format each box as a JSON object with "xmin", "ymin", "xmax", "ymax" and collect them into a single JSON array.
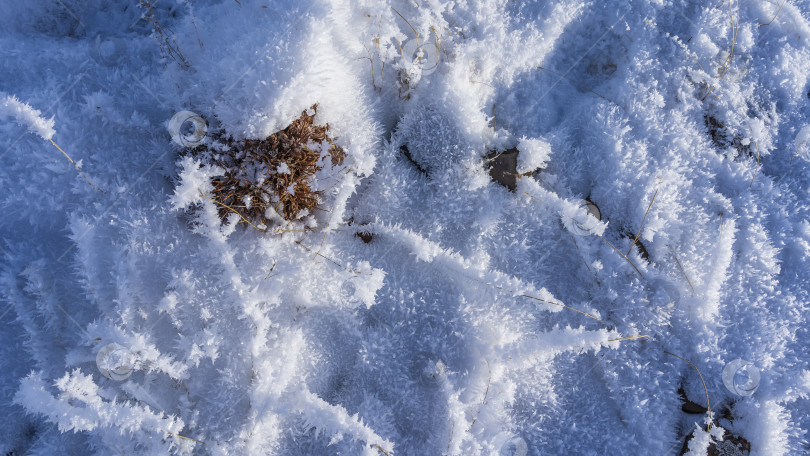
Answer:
[{"xmin": 1, "ymin": 0, "xmax": 810, "ymax": 455}]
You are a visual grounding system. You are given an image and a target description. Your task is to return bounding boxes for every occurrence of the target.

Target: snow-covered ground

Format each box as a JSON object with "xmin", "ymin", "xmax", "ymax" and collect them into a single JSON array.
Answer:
[{"xmin": 2, "ymin": 0, "xmax": 810, "ymax": 454}]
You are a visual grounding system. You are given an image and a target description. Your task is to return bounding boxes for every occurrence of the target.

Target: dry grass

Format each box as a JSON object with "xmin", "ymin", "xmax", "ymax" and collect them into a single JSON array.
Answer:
[
  {"xmin": 373, "ymin": 443, "xmax": 393, "ymax": 456},
  {"xmin": 670, "ymin": 247, "xmax": 696, "ymax": 295},
  {"xmin": 188, "ymin": 105, "xmax": 344, "ymax": 227},
  {"xmin": 750, "ymin": 137, "xmax": 760, "ymax": 187},
  {"xmin": 597, "ymin": 234, "xmax": 645, "ymax": 278},
  {"xmin": 760, "ymin": 0, "xmax": 786, "ymax": 27},
  {"xmin": 665, "ymin": 351, "xmax": 713, "ymax": 429},
  {"xmin": 627, "ymin": 189, "xmax": 658, "ymax": 256},
  {"xmin": 717, "ymin": 0, "xmax": 740, "ymax": 80},
  {"xmin": 520, "ymin": 293, "xmax": 602, "ymax": 322},
  {"xmin": 49, "ymin": 138, "xmax": 104, "ymax": 193},
  {"xmin": 139, "ymin": 0, "xmax": 191, "ymax": 69}
]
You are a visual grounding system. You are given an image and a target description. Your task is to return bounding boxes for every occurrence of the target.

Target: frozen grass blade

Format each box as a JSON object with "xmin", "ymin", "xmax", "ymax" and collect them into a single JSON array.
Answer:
[
  {"xmin": 717, "ymin": 0, "xmax": 740, "ymax": 80},
  {"xmin": 670, "ymin": 247, "xmax": 695, "ymax": 295},
  {"xmin": 627, "ymin": 189, "xmax": 658, "ymax": 256},
  {"xmin": 750, "ymin": 138, "xmax": 760, "ymax": 187},
  {"xmin": 391, "ymin": 7, "xmax": 419, "ymax": 55},
  {"xmin": 598, "ymin": 235, "xmax": 644, "ymax": 278},
  {"xmin": 570, "ymin": 234, "xmax": 599, "ymax": 283},
  {"xmin": 760, "ymin": 0, "xmax": 786, "ymax": 27},
  {"xmin": 49, "ymin": 139, "xmax": 104, "ymax": 193},
  {"xmin": 168, "ymin": 432, "xmax": 205, "ymax": 445},
  {"xmin": 373, "ymin": 443, "xmax": 393, "ymax": 456},
  {"xmin": 665, "ymin": 351, "xmax": 713, "ymax": 429},
  {"xmin": 608, "ymin": 334, "xmax": 650, "ymax": 342},
  {"xmin": 520, "ymin": 294, "xmax": 602, "ymax": 322},
  {"xmin": 199, "ymin": 191, "xmax": 267, "ymax": 233}
]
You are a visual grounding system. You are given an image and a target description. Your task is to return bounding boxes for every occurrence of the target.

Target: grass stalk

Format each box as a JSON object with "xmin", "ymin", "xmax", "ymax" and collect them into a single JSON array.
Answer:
[
  {"xmin": 750, "ymin": 138, "xmax": 760, "ymax": 187},
  {"xmin": 597, "ymin": 235, "xmax": 644, "ymax": 278},
  {"xmin": 49, "ymin": 139, "xmax": 104, "ymax": 192},
  {"xmin": 608, "ymin": 334, "xmax": 650, "ymax": 342},
  {"xmin": 760, "ymin": 0, "xmax": 786, "ymax": 27},
  {"xmin": 627, "ymin": 189, "xmax": 658, "ymax": 256},
  {"xmin": 670, "ymin": 247, "xmax": 695, "ymax": 294},
  {"xmin": 665, "ymin": 351, "xmax": 713, "ymax": 429},
  {"xmin": 199, "ymin": 191, "xmax": 267, "ymax": 233},
  {"xmin": 520, "ymin": 294, "xmax": 602, "ymax": 322},
  {"xmin": 169, "ymin": 432, "xmax": 206, "ymax": 445},
  {"xmin": 391, "ymin": 7, "xmax": 419, "ymax": 55},
  {"xmin": 373, "ymin": 443, "xmax": 393, "ymax": 456},
  {"xmin": 717, "ymin": 0, "xmax": 739, "ymax": 80}
]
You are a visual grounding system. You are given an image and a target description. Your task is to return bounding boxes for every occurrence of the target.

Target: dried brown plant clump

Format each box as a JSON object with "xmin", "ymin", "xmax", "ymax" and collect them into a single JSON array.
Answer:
[{"xmin": 191, "ymin": 105, "xmax": 345, "ymax": 226}]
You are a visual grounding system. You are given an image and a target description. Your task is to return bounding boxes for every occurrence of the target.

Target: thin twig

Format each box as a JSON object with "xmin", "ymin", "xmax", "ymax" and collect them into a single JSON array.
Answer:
[
  {"xmin": 391, "ymin": 6, "xmax": 419, "ymax": 53},
  {"xmin": 168, "ymin": 432, "xmax": 206, "ymax": 444},
  {"xmin": 627, "ymin": 189, "xmax": 658, "ymax": 256},
  {"xmin": 294, "ymin": 240, "xmax": 362, "ymax": 276},
  {"xmin": 373, "ymin": 443, "xmax": 393, "ymax": 456},
  {"xmin": 520, "ymin": 294, "xmax": 602, "ymax": 322},
  {"xmin": 430, "ymin": 25, "xmax": 443, "ymax": 56},
  {"xmin": 597, "ymin": 235, "xmax": 644, "ymax": 278},
  {"xmin": 49, "ymin": 139, "xmax": 104, "ymax": 192},
  {"xmin": 701, "ymin": 85, "xmax": 716, "ymax": 101},
  {"xmin": 314, "ymin": 231, "xmax": 327, "ymax": 262},
  {"xmin": 608, "ymin": 334, "xmax": 649, "ymax": 342},
  {"xmin": 570, "ymin": 234, "xmax": 597, "ymax": 280},
  {"xmin": 717, "ymin": 0, "xmax": 739, "ymax": 79},
  {"xmin": 670, "ymin": 247, "xmax": 695, "ymax": 295},
  {"xmin": 750, "ymin": 138, "xmax": 760, "ymax": 187},
  {"xmin": 760, "ymin": 0, "xmax": 785, "ymax": 26},
  {"xmin": 468, "ymin": 358, "xmax": 492, "ymax": 430},
  {"xmin": 665, "ymin": 351, "xmax": 713, "ymax": 429},
  {"xmin": 199, "ymin": 191, "xmax": 267, "ymax": 232},
  {"xmin": 361, "ymin": 43, "xmax": 378, "ymax": 90}
]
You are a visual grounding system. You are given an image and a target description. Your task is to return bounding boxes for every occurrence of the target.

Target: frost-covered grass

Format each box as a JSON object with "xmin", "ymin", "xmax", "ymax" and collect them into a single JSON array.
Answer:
[{"xmin": 2, "ymin": 0, "xmax": 810, "ymax": 455}]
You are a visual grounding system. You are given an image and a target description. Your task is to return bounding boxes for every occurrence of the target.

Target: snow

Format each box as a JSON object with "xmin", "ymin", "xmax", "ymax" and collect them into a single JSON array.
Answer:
[
  {"xmin": 0, "ymin": 93, "xmax": 56, "ymax": 140},
  {"xmin": 1, "ymin": 0, "xmax": 810, "ymax": 455}
]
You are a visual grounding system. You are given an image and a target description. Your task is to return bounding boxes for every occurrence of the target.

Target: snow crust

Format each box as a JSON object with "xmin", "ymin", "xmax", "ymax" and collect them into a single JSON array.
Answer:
[{"xmin": 1, "ymin": 0, "xmax": 810, "ymax": 455}]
